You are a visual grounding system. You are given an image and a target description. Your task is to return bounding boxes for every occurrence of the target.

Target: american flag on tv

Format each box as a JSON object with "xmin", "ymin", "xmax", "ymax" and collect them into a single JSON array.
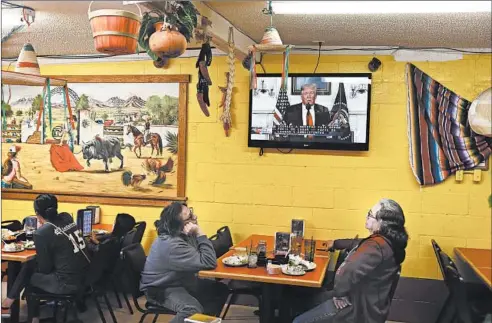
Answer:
[{"xmin": 273, "ymin": 87, "xmax": 290, "ymax": 125}]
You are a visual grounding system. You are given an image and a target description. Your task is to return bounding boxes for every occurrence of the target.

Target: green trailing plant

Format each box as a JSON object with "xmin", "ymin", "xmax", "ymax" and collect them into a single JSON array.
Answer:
[
  {"xmin": 165, "ymin": 131, "xmax": 178, "ymax": 155},
  {"xmin": 138, "ymin": 2, "xmax": 199, "ymax": 63}
]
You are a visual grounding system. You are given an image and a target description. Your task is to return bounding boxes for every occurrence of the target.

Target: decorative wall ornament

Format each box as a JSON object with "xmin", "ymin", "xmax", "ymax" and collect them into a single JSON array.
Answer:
[
  {"xmin": 219, "ymin": 27, "xmax": 236, "ymax": 137},
  {"xmin": 406, "ymin": 64, "xmax": 492, "ymax": 186}
]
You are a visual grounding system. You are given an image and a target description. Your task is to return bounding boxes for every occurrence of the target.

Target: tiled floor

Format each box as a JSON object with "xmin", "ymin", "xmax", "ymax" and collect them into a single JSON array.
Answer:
[{"xmin": 2, "ymin": 282, "xmax": 407, "ymax": 323}]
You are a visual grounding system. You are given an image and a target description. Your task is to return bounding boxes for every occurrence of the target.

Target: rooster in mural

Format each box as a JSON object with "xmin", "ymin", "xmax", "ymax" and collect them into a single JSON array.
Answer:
[
  {"xmin": 142, "ymin": 157, "xmax": 174, "ymax": 186},
  {"xmin": 121, "ymin": 171, "xmax": 147, "ymax": 189}
]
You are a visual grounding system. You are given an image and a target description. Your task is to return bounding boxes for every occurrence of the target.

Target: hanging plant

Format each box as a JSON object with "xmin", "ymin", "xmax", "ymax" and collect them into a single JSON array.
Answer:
[{"xmin": 138, "ymin": 2, "xmax": 199, "ymax": 67}]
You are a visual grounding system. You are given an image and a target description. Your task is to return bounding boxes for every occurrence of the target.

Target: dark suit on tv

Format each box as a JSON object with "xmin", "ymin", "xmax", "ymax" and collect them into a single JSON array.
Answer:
[{"xmin": 284, "ymin": 103, "xmax": 332, "ymax": 127}]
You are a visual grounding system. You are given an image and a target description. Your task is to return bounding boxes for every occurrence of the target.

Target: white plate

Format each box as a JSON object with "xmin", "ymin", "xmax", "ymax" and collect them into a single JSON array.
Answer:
[
  {"xmin": 302, "ymin": 262, "xmax": 317, "ymax": 271},
  {"xmin": 222, "ymin": 255, "xmax": 248, "ymax": 267},
  {"xmin": 2, "ymin": 246, "xmax": 25, "ymax": 253},
  {"xmin": 281, "ymin": 264, "xmax": 306, "ymax": 276}
]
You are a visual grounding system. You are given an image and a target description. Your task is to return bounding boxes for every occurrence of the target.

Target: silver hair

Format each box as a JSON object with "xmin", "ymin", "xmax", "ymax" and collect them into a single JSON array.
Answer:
[
  {"xmin": 376, "ymin": 198, "xmax": 405, "ymax": 225},
  {"xmin": 301, "ymin": 83, "xmax": 318, "ymax": 93}
]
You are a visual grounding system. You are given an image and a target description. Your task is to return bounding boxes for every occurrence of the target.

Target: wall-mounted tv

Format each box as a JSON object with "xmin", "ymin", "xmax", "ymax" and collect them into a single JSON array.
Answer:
[{"xmin": 248, "ymin": 73, "xmax": 372, "ymax": 151}]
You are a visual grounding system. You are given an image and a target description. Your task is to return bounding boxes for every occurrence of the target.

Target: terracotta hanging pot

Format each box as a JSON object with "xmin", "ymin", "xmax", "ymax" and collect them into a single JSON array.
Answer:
[{"xmin": 149, "ymin": 24, "xmax": 187, "ymax": 58}]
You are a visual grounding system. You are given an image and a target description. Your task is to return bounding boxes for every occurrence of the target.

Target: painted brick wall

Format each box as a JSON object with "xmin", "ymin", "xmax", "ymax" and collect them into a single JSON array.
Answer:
[{"xmin": 1, "ymin": 54, "xmax": 490, "ymax": 279}]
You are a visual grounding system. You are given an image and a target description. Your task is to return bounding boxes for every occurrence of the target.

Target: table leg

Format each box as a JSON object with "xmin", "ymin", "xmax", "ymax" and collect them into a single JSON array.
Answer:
[
  {"xmin": 7, "ymin": 261, "xmax": 22, "ymax": 323},
  {"xmin": 260, "ymin": 283, "xmax": 274, "ymax": 323}
]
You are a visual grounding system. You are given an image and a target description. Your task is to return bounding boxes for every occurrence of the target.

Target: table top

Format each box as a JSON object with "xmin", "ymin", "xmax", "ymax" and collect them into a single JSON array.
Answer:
[
  {"xmin": 199, "ymin": 234, "xmax": 330, "ymax": 288},
  {"xmin": 1, "ymin": 223, "xmax": 113, "ymax": 263},
  {"xmin": 455, "ymin": 247, "xmax": 492, "ymax": 289}
]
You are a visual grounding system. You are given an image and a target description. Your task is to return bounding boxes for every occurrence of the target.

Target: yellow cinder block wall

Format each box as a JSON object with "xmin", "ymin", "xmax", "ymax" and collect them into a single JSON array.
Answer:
[{"xmin": 2, "ymin": 54, "xmax": 491, "ymax": 280}]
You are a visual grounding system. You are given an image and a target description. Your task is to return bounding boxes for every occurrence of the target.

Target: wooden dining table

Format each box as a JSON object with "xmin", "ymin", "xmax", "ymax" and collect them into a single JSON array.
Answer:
[
  {"xmin": 454, "ymin": 247, "xmax": 492, "ymax": 290},
  {"xmin": 199, "ymin": 234, "xmax": 331, "ymax": 323},
  {"xmin": 1, "ymin": 223, "xmax": 113, "ymax": 323}
]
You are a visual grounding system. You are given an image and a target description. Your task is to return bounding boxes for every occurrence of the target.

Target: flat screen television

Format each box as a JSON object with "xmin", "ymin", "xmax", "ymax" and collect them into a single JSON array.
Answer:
[{"xmin": 248, "ymin": 73, "xmax": 372, "ymax": 151}]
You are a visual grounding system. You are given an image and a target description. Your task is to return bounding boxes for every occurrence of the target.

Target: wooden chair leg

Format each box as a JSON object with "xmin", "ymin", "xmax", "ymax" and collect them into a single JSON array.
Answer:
[{"xmin": 152, "ymin": 314, "xmax": 159, "ymax": 323}]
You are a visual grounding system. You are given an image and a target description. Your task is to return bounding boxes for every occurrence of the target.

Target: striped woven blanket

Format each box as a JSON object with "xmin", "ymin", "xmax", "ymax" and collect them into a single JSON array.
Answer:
[{"xmin": 406, "ymin": 64, "xmax": 492, "ymax": 185}]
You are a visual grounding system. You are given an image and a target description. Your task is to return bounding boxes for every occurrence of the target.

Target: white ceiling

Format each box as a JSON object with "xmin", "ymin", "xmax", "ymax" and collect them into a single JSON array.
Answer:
[
  {"xmin": 1, "ymin": 1, "xmax": 491, "ymax": 59},
  {"xmin": 207, "ymin": 1, "xmax": 492, "ymax": 48}
]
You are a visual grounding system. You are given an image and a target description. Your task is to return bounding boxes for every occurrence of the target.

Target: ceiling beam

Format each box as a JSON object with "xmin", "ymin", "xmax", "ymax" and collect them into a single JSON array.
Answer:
[{"xmin": 194, "ymin": 2, "xmax": 254, "ymax": 62}]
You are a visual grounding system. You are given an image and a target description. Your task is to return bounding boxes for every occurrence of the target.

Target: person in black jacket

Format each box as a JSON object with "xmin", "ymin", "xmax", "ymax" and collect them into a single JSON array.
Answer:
[
  {"xmin": 292, "ymin": 198, "xmax": 409, "ymax": 323},
  {"xmin": 1, "ymin": 194, "xmax": 90, "ymax": 323}
]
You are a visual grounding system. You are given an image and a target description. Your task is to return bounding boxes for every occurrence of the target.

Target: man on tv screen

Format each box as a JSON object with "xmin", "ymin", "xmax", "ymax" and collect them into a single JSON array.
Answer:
[{"xmin": 284, "ymin": 83, "xmax": 331, "ymax": 127}]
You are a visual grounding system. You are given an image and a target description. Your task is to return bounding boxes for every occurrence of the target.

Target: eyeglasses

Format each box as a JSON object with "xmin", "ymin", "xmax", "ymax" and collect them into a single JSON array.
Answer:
[
  {"xmin": 366, "ymin": 210, "xmax": 377, "ymax": 220},
  {"xmin": 183, "ymin": 207, "xmax": 197, "ymax": 223}
]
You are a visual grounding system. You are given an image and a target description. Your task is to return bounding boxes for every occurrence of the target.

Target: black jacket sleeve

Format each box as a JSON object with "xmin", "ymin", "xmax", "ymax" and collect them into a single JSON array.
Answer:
[
  {"xmin": 332, "ymin": 238, "xmax": 362, "ymax": 251},
  {"xmin": 333, "ymin": 239, "xmax": 383, "ymax": 297},
  {"xmin": 33, "ymin": 231, "xmax": 54, "ymax": 274}
]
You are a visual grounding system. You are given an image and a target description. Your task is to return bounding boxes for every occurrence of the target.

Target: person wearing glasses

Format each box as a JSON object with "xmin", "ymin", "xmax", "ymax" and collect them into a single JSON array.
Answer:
[
  {"xmin": 291, "ymin": 198, "xmax": 409, "ymax": 323},
  {"xmin": 140, "ymin": 202, "xmax": 229, "ymax": 323}
]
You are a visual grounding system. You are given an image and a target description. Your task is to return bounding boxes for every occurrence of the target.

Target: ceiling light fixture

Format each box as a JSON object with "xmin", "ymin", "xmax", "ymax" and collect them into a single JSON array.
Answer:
[{"xmin": 271, "ymin": 1, "xmax": 491, "ymax": 15}]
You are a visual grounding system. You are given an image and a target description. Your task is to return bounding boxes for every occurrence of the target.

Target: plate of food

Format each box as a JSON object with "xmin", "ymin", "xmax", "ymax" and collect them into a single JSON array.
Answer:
[
  {"xmin": 23, "ymin": 240, "xmax": 36, "ymax": 250},
  {"xmin": 222, "ymin": 255, "xmax": 248, "ymax": 267},
  {"xmin": 281, "ymin": 264, "xmax": 306, "ymax": 276},
  {"xmin": 2, "ymin": 243, "xmax": 25, "ymax": 253},
  {"xmin": 288, "ymin": 254, "xmax": 317, "ymax": 271},
  {"xmin": 2, "ymin": 229, "xmax": 19, "ymax": 243}
]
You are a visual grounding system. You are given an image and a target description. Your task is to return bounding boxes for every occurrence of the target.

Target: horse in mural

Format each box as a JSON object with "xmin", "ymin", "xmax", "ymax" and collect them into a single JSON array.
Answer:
[{"xmin": 126, "ymin": 124, "xmax": 163, "ymax": 158}]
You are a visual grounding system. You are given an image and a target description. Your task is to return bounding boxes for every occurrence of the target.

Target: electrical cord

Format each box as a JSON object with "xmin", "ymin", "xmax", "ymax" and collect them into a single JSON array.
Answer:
[
  {"xmin": 1, "ymin": 46, "xmax": 487, "ymax": 62},
  {"xmin": 313, "ymin": 42, "xmax": 322, "ymax": 73},
  {"xmin": 276, "ymin": 148, "xmax": 293, "ymax": 154}
]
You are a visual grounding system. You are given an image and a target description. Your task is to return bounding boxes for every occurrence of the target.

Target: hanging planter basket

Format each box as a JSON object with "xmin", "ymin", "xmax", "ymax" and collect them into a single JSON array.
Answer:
[
  {"xmin": 88, "ymin": 1, "xmax": 142, "ymax": 55},
  {"xmin": 150, "ymin": 23, "xmax": 187, "ymax": 59}
]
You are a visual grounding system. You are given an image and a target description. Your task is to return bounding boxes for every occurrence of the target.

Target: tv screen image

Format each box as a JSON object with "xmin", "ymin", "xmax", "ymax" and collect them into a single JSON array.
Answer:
[{"xmin": 248, "ymin": 73, "xmax": 372, "ymax": 151}]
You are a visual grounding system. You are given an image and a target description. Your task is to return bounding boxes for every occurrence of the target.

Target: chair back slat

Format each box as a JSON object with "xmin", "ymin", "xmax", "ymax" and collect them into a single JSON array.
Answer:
[
  {"xmin": 121, "ymin": 243, "xmax": 147, "ymax": 298},
  {"xmin": 210, "ymin": 226, "xmax": 233, "ymax": 258},
  {"xmin": 1, "ymin": 220, "xmax": 23, "ymax": 231},
  {"xmin": 133, "ymin": 221, "xmax": 146, "ymax": 244}
]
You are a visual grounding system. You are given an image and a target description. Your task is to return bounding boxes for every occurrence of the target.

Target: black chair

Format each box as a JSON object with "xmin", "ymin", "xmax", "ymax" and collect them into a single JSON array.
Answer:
[
  {"xmin": 120, "ymin": 243, "xmax": 176, "ymax": 323},
  {"xmin": 110, "ymin": 221, "xmax": 147, "ymax": 315},
  {"xmin": 25, "ymin": 239, "xmax": 118, "ymax": 323},
  {"xmin": 1, "ymin": 220, "xmax": 23, "ymax": 231},
  {"xmin": 209, "ymin": 226, "xmax": 262, "ymax": 320},
  {"xmin": 431, "ymin": 239, "xmax": 491, "ymax": 323},
  {"xmin": 133, "ymin": 221, "xmax": 147, "ymax": 244},
  {"xmin": 103, "ymin": 226, "xmax": 136, "ymax": 314}
]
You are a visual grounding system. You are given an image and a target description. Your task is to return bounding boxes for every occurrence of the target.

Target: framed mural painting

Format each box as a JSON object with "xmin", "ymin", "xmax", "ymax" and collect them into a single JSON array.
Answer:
[{"xmin": 1, "ymin": 74, "xmax": 189, "ymax": 206}]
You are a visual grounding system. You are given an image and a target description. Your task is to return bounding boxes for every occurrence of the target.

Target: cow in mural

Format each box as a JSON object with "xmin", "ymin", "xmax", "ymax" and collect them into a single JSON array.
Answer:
[{"xmin": 81, "ymin": 136, "xmax": 124, "ymax": 172}]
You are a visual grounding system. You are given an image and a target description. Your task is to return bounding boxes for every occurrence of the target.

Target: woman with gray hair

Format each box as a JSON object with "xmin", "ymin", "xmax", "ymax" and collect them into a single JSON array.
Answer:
[{"xmin": 292, "ymin": 198, "xmax": 409, "ymax": 323}]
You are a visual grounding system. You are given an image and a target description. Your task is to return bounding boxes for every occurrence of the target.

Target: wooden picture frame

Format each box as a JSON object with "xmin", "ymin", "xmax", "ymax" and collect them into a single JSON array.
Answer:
[{"xmin": 2, "ymin": 74, "xmax": 189, "ymax": 206}]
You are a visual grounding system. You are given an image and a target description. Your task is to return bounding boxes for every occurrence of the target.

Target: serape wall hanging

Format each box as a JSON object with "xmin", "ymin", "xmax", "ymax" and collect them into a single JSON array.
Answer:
[{"xmin": 406, "ymin": 63, "xmax": 492, "ymax": 185}]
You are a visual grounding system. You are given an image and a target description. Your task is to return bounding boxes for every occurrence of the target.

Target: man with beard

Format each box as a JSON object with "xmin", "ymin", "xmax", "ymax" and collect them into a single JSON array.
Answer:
[{"xmin": 140, "ymin": 203, "xmax": 229, "ymax": 323}]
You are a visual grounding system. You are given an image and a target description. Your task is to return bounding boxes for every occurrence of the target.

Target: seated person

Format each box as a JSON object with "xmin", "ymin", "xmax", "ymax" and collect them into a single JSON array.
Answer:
[
  {"xmin": 1, "ymin": 194, "xmax": 90, "ymax": 323},
  {"xmin": 140, "ymin": 202, "xmax": 229, "ymax": 323},
  {"xmin": 292, "ymin": 198, "xmax": 408, "ymax": 323},
  {"xmin": 91, "ymin": 212, "xmax": 136, "ymax": 247}
]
